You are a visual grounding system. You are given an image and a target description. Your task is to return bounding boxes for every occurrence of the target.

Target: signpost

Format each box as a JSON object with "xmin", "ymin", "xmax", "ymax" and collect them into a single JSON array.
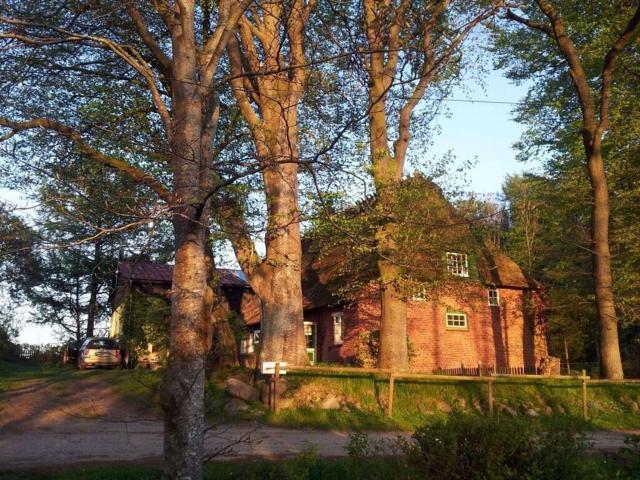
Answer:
[{"xmin": 262, "ymin": 361, "xmax": 287, "ymax": 412}]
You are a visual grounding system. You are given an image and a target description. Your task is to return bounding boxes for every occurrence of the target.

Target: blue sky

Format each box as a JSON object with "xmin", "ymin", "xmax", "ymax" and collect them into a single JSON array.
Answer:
[
  {"xmin": 3, "ymin": 69, "xmax": 538, "ymax": 345},
  {"xmin": 427, "ymin": 70, "xmax": 540, "ymax": 195}
]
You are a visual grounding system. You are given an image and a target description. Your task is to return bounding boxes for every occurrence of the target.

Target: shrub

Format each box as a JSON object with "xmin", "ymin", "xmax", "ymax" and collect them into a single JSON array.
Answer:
[
  {"xmin": 408, "ymin": 414, "xmax": 602, "ymax": 480},
  {"xmin": 619, "ymin": 434, "xmax": 640, "ymax": 479}
]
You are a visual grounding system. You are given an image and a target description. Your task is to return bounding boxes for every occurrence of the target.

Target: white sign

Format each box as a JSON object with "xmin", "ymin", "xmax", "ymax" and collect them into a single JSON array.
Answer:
[{"xmin": 261, "ymin": 361, "xmax": 287, "ymax": 375}]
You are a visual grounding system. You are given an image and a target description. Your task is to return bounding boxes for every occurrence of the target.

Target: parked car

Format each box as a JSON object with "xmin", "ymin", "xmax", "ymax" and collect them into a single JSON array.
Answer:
[
  {"xmin": 62, "ymin": 340, "xmax": 81, "ymax": 365},
  {"xmin": 77, "ymin": 337, "xmax": 121, "ymax": 369}
]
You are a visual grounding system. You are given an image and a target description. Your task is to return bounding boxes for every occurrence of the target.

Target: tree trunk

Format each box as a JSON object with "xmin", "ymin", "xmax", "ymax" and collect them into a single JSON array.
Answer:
[
  {"xmin": 587, "ymin": 147, "xmax": 624, "ymax": 379},
  {"xmin": 369, "ymin": 93, "xmax": 409, "ymax": 371},
  {"xmin": 86, "ymin": 241, "xmax": 102, "ymax": 338},
  {"xmin": 377, "ymin": 261, "xmax": 408, "ymax": 370},
  {"xmin": 161, "ymin": 39, "xmax": 209, "ymax": 475},
  {"xmin": 255, "ymin": 264, "xmax": 307, "ymax": 365},
  {"xmin": 161, "ymin": 217, "xmax": 208, "ymax": 480}
]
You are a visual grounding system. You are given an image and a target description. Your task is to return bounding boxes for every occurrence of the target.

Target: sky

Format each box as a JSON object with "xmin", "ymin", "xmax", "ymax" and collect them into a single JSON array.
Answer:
[
  {"xmin": 428, "ymin": 71, "xmax": 540, "ymax": 195},
  {"xmin": 2, "ymin": 69, "xmax": 538, "ymax": 345}
]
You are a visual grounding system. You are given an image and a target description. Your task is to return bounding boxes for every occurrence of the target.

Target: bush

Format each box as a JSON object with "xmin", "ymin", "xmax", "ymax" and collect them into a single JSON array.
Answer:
[{"xmin": 408, "ymin": 414, "xmax": 605, "ymax": 480}]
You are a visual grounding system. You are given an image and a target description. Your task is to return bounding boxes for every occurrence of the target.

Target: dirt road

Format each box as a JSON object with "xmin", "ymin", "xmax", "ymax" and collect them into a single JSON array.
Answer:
[{"xmin": 0, "ymin": 372, "xmax": 637, "ymax": 471}]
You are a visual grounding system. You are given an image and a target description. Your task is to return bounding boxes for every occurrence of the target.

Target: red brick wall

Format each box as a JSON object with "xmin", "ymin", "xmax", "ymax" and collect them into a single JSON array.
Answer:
[{"xmin": 305, "ymin": 282, "xmax": 548, "ymax": 371}]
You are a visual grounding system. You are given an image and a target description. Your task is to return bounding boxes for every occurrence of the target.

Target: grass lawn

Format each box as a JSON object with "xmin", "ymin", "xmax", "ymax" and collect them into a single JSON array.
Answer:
[
  {"xmin": 2, "ymin": 360, "xmax": 639, "ymax": 431},
  {"xmin": 264, "ymin": 370, "xmax": 640, "ymax": 431}
]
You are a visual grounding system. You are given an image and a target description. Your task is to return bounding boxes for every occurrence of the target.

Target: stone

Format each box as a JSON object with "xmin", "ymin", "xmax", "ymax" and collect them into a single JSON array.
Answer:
[
  {"xmin": 525, "ymin": 408, "xmax": 539, "ymax": 417},
  {"xmin": 224, "ymin": 398, "xmax": 249, "ymax": 415},
  {"xmin": 545, "ymin": 406, "xmax": 554, "ymax": 415},
  {"xmin": 320, "ymin": 396, "xmax": 341, "ymax": 410},
  {"xmin": 556, "ymin": 405, "xmax": 566, "ymax": 414},
  {"xmin": 503, "ymin": 406, "xmax": 518, "ymax": 416},
  {"xmin": 225, "ymin": 377, "xmax": 258, "ymax": 402}
]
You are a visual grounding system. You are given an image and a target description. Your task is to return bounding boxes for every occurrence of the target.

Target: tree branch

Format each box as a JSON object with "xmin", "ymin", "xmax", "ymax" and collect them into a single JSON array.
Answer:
[
  {"xmin": 505, "ymin": 9, "xmax": 553, "ymax": 37},
  {"xmin": 597, "ymin": 2, "xmax": 640, "ymax": 136},
  {"xmin": 0, "ymin": 117, "xmax": 172, "ymax": 202},
  {"xmin": 126, "ymin": 3, "xmax": 173, "ymax": 75}
]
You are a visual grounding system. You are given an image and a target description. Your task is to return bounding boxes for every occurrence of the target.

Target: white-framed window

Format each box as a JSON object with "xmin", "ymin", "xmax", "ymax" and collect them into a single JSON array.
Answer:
[
  {"xmin": 412, "ymin": 287, "xmax": 427, "ymax": 301},
  {"xmin": 446, "ymin": 252, "xmax": 469, "ymax": 277},
  {"xmin": 488, "ymin": 288, "xmax": 499, "ymax": 307},
  {"xmin": 240, "ymin": 329, "xmax": 260, "ymax": 354},
  {"xmin": 332, "ymin": 312, "xmax": 344, "ymax": 345},
  {"xmin": 446, "ymin": 312, "xmax": 468, "ymax": 330},
  {"xmin": 240, "ymin": 336, "xmax": 253, "ymax": 354}
]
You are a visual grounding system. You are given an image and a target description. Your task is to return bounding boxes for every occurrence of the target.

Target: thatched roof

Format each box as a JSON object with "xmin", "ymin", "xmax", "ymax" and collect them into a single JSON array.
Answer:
[
  {"xmin": 301, "ymin": 242, "xmax": 534, "ymax": 309},
  {"xmin": 301, "ymin": 175, "xmax": 536, "ymax": 309},
  {"xmin": 476, "ymin": 249, "xmax": 531, "ymax": 289}
]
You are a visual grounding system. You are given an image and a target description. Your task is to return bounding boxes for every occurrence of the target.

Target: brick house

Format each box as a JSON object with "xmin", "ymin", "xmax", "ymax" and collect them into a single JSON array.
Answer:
[
  {"xmin": 110, "ymin": 249, "xmax": 549, "ymax": 372},
  {"xmin": 300, "ymin": 247, "xmax": 549, "ymax": 372}
]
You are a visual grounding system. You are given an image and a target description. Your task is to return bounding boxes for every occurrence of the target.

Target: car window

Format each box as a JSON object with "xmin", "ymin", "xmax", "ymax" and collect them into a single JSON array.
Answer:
[{"xmin": 87, "ymin": 339, "xmax": 118, "ymax": 349}]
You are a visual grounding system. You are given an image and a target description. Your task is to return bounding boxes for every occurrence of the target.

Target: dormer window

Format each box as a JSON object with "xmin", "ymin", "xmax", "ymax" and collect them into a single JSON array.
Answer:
[{"xmin": 446, "ymin": 252, "xmax": 469, "ymax": 277}]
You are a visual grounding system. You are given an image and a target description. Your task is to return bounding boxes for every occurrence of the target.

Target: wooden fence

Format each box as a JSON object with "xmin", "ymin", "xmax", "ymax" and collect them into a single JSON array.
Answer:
[
  {"xmin": 285, "ymin": 365, "xmax": 592, "ymax": 419},
  {"xmin": 433, "ymin": 365, "xmax": 541, "ymax": 376},
  {"xmin": 12, "ymin": 344, "xmax": 63, "ymax": 363}
]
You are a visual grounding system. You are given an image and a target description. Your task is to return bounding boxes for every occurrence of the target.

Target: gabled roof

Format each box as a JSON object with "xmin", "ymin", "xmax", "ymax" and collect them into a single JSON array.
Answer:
[{"xmin": 116, "ymin": 261, "xmax": 249, "ymax": 288}]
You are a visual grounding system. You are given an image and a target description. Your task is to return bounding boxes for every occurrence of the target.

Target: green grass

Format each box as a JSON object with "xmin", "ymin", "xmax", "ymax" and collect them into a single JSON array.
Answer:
[
  {"xmin": 2, "ymin": 360, "xmax": 639, "ymax": 431},
  {"xmin": 264, "ymin": 370, "xmax": 640, "ymax": 431},
  {"xmin": 0, "ymin": 456, "xmax": 405, "ymax": 480},
  {"xmin": 0, "ymin": 360, "xmax": 74, "ymax": 391}
]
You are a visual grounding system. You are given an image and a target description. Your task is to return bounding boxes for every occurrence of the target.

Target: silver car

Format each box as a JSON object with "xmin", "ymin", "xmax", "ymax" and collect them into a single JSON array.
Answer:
[{"xmin": 78, "ymin": 337, "xmax": 121, "ymax": 369}]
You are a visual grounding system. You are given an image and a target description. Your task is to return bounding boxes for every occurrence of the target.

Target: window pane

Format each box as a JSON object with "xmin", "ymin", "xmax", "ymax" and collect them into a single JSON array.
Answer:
[
  {"xmin": 332, "ymin": 313, "xmax": 343, "ymax": 345},
  {"xmin": 446, "ymin": 313, "xmax": 467, "ymax": 329},
  {"xmin": 488, "ymin": 288, "xmax": 499, "ymax": 306},
  {"xmin": 446, "ymin": 252, "xmax": 469, "ymax": 277}
]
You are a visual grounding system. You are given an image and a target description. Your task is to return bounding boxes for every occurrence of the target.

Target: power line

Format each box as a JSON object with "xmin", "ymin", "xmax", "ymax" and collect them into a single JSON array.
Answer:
[{"xmin": 444, "ymin": 98, "xmax": 521, "ymax": 105}]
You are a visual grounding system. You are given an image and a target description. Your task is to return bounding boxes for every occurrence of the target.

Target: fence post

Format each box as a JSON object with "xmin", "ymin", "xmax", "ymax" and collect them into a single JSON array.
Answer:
[
  {"xmin": 387, "ymin": 372, "xmax": 395, "ymax": 417},
  {"xmin": 581, "ymin": 369, "xmax": 588, "ymax": 419},
  {"xmin": 273, "ymin": 362, "xmax": 281, "ymax": 413},
  {"xmin": 487, "ymin": 377, "xmax": 494, "ymax": 416}
]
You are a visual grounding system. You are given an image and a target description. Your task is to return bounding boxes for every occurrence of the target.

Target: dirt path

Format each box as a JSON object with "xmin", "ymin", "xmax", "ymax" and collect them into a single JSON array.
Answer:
[{"xmin": 0, "ymin": 374, "xmax": 637, "ymax": 471}]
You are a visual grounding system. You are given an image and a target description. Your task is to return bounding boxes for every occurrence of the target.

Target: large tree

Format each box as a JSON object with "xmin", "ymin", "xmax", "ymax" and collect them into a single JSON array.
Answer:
[
  {"xmin": 352, "ymin": 0, "xmax": 497, "ymax": 369},
  {"xmin": 495, "ymin": 0, "xmax": 640, "ymax": 379},
  {"xmin": 0, "ymin": 2, "xmax": 250, "ymax": 477},
  {"xmin": 219, "ymin": 0, "xmax": 317, "ymax": 365}
]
